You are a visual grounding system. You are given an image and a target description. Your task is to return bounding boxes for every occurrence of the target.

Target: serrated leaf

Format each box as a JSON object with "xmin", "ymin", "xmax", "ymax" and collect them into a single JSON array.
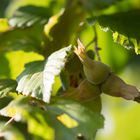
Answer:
[
  {"xmin": 0, "ymin": 96, "xmax": 103, "ymax": 140},
  {"xmin": 0, "ymin": 97, "xmax": 54, "ymax": 140},
  {"xmin": 0, "ymin": 24, "xmax": 45, "ymax": 54},
  {"xmin": 16, "ymin": 61, "xmax": 44, "ymax": 100},
  {"xmin": 0, "ymin": 79, "xmax": 17, "ymax": 98},
  {"xmin": 9, "ymin": 5, "xmax": 51, "ymax": 27},
  {"xmin": 97, "ymin": 10, "xmax": 140, "ymax": 54},
  {"xmin": 16, "ymin": 46, "xmax": 72, "ymax": 102},
  {"xmin": 113, "ymin": 32, "xmax": 140, "ymax": 54},
  {"xmin": 47, "ymin": 98, "xmax": 104, "ymax": 140},
  {"xmin": 43, "ymin": 46, "xmax": 72, "ymax": 102}
]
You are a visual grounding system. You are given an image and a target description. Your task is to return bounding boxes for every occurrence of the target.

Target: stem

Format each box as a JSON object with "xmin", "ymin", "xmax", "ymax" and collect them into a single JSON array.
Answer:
[
  {"xmin": 85, "ymin": 26, "xmax": 101, "ymax": 61},
  {"xmin": 85, "ymin": 39, "xmax": 94, "ymax": 48},
  {"xmin": 93, "ymin": 26, "xmax": 101, "ymax": 61},
  {"xmin": 4, "ymin": 117, "xmax": 14, "ymax": 126}
]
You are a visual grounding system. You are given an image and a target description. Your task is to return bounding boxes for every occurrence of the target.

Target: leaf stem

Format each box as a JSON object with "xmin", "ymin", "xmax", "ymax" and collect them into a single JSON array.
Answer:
[
  {"xmin": 93, "ymin": 26, "xmax": 101, "ymax": 61},
  {"xmin": 4, "ymin": 117, "xmax": 14, "ymax": 126},
  {"xmin": 85, "ymin": 26, "xmax": 101, "ymax": 61},
  {"xmin": 85, "ymin": 39, "xmax": 95, "ymax": 48}
]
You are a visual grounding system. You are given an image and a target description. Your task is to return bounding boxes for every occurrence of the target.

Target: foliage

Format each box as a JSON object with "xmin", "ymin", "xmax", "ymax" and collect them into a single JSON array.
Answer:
[
  {"xmin": 98, "ymin": 9, "xmax": 140, "ymax": 54},
  {"xmin": 0, "ymin": 0, "xmax": 140, "ymax": 140}
]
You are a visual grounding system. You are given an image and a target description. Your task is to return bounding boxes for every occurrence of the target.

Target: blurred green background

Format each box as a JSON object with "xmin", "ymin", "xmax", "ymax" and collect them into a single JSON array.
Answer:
[{"xmin": 0, "ymin": 0, "xmax": 140, "ymax": 140}]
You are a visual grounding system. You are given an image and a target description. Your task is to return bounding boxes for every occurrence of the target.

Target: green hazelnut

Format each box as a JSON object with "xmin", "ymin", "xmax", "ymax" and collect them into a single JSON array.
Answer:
[
  {"xmin": 74, "ymin": 39, "xmax": 111, "ymax": 85},
  {"xmin": 62, "ymin": 79, "xmax": 101, "ymax": 101},
  {"xmin": 101, "ymin": 73, "xmax": 140, "ymax": 100}
]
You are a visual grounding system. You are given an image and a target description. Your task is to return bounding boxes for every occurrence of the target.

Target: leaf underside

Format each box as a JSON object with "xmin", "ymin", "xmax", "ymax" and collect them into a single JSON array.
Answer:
[
  {"xmin": 43, "ymin": 46, "xmax": 72, "ymax": 102},
  {"xmin": 9, "ymin": 5, "xmax": 51, "ymax": 27},
  {"xmin": 98, "ymin": 9, "xmax": 140, "ymax": 54},
  {"xmin": 16, "ymin": 46, "xmax": 72, "ymax": 103}
]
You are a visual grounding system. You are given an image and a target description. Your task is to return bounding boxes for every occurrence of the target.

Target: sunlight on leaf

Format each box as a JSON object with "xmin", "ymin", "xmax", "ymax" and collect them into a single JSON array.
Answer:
[
  {"xmin": 48, "ymin": 98, "xmax": 104, "ymax": 139},
  {"xmin": 113, "ymin": 32, "xmax": 140, "ymax": 54},
  {"xmin": 16, "ymin": 61, "xmax": 44, "ymax": 100},
  {"xmin": 43, "ymin": 2, "xmax": 85, "ymax": 56},
  {"xmin": 9, "ymin": 5, "xmax": 51, "ymax": 27},
  {"xmin": 16, "ymin": 46, "xmax": 72, "ymax": 103},
  {"xmin": 98, "ymin": 9, "xmax": 140, "ymax": 54},
  {"xmin": 57, "ymin": 113, "xmax": 78, "ymax": 128},
  {"xmin": 0, "ymin": 95, "xmax": 104, "ymax": 140},
  {"xmin": 43, "ymin": 46, "xmax": 72, "ymax": 102},
  {"xmin": 0, "ymin": 96, "xmax": 54, "ymax": 140},
  {"xmin": 0, "ymin": 19, "xmax": 10, "ymax": 32}
]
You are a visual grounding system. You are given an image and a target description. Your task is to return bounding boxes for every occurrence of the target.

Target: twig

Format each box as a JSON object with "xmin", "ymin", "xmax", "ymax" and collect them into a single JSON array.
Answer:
[
  {"xmin": 4, "ymin": 117, "xmax": 14, "ymax": 126},
  {"xmin": 93, "ymin": 26, "xmax": 101, "ymax": 61},
  {"xmin": 85, "ymin": 39, "xmax": 95, "ymax": 48},
  {"xmin": 85, "ymin": 26, "xmax": 101, "ymax": 61}
]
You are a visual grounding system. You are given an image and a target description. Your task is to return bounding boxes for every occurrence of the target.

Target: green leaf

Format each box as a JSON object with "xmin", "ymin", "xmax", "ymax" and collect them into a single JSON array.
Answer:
[
  {"xmin": 81, "ymin": 0, "xmax": 122, "ymax": 11},
  {"xmin": 43, "ymin": 46, "xmax": 72, "ymax": 102},
  {"xmin": 0, "ymin": 53, "xmax": 11, "ymax": 78},
  {"xmin": 97, "ymin": 10, "xmax": 140, "ymax": 54},
  {"xmin": 113, "ymin": 32, "xmax": 140, "ymax": 54},
  {"xmin": 0, "ymin": 96, "xmax": 54, "ymax": 140},
  {"xmin": 0, "ymin": 0, "xmax": 11, "ymax": 18},
  {"xmin": 0, "ymin": 96, "xmax": 13, "ymax": 109},
  {"xmin": 0, "ymin": 122, "xmax": 25, "ymax": 140},
  {"xmin": 9, "ymin": 5, "xmax": 51, "ymax": 27},
  {"xmin": 0, "ymin": 96, "xmax": 103, "ymax": 140},
  {"xmin": 0, "ymin": 79, "xmax": 17, "ymax": 98},
  {"xmin": 47, "ymin": 98, "xmax": 104, "ymax": 140},
  {"xmin": 0, "ymin": 24, "xmax": 45, "ymax": 54},
  {"xmin": 16, "ymin": 46, "xmax": 72, "ymax": 102},
  {"xmin": 16, "ymin": 61, "xmax": 44, "ymax": 100},
  {"xmin": 44, "ymin": 2, "xmax": 85, "ymax": 56},
  {"xmin": 0, "ymin": 5, "xmax": 49, "ymax": 54}
]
